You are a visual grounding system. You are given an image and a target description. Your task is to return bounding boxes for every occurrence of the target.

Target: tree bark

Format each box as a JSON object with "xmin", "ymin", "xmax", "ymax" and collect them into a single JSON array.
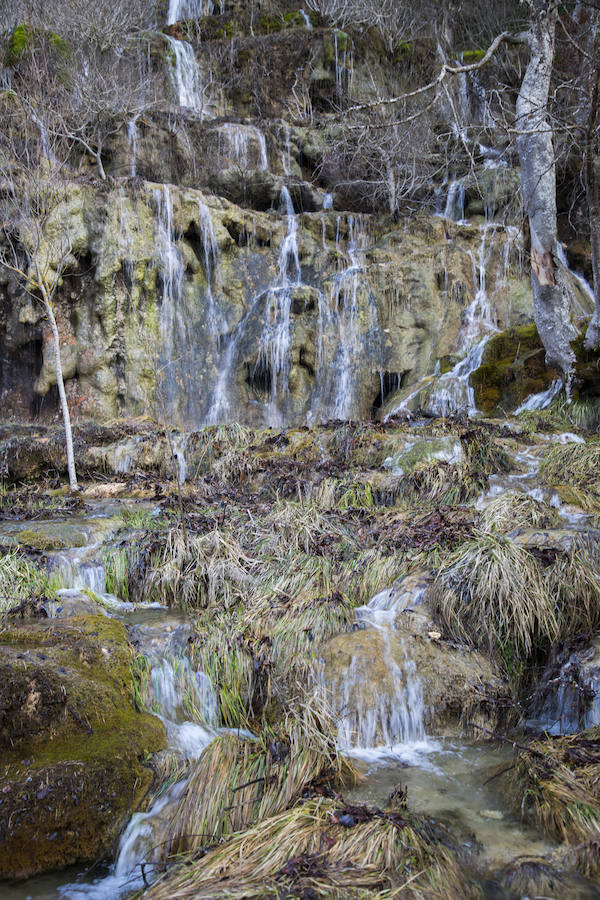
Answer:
[
  {"xmin": 516, "ymin": 0, "xmax": 577, "ymax": 373},
  {"xmin": 40, "ymin": 285, "xmax": 79, "ymax": 492},
  {"xmin": 584, "ymin": 49, "xmax": 600, "ymax": 349}
]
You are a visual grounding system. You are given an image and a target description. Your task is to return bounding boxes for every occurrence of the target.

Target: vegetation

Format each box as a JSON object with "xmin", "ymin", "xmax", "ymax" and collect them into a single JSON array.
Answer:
[{"xmin": 514, "ymin": 727, "xmax": 600, "ymax": 877}]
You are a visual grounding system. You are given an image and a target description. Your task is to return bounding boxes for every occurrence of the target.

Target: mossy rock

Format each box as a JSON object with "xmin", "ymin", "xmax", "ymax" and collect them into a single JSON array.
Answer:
[
  {"xmin": 16, "ymin": 525, "xmax": 87, "ymax": 551},
  {"xmin": 0, "ymin": 615, "xmax": 165, "ymax": 879},
  {"xmin": 471, "ymin": 323, "xmax": 560, "ymax": 414}
]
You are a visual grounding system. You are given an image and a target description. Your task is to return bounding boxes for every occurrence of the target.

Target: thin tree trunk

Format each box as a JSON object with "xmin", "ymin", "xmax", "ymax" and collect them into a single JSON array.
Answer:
[
  {"xmin": 516, "ymin": 0, "xmax": 577, "ymax": 373},
  {"xmin": 41, "ymin": 287, "xmax": 79, "ymax": 492},
  {"xmin": 584, "ymin": 58, "xmax": 600, "ymax": 349}
]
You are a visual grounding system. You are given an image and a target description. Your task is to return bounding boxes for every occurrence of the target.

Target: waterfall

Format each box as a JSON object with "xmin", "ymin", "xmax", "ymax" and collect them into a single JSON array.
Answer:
[
  {"xmin": 318, "ymin": 579, "xmax": 432, "ymax": 761},
  {"xmin": 127, "ymin": 117, "xmax": 138, "ymax": 178},
  {"xmin": 167, "ymin": 0, "xmax": 214, "ymax": 24},
  {"xmin": 556, "ymin": 243, "xmax": 595, "ymax": 317},
  {"xmin": 425, "ymin": 223, "xmax": 498, "ymax": 417},
  {"xmin": 153, "ymin": 185, "xmax": 190, "ymax": 424},
  {"xmin": 515, "ymin": 379, "xmax": 563, "ymax": 414},
  {"xmin": 58, "ymin": 625, "xmax": 218, "ymax": 899},
  {"xmin": 253, "ymin": 186, "xmax": 301, "ymax": 426},
  {"xmin": 166, "ymin": 35, "xmax": 204, "ymax": 112},
  {"xmin": 443, "ymin": 180, "xmax": 465, "ymax": 222},
  {"xmin": 217, "ymin": 123, "xmax": 269, "ymax": 171}
]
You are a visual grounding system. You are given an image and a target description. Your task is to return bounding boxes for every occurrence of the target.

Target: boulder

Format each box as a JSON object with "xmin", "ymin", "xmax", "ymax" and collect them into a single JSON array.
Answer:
[{"xmin": 0, "ymin": 616, "xmax": 165, "ymax": 879}]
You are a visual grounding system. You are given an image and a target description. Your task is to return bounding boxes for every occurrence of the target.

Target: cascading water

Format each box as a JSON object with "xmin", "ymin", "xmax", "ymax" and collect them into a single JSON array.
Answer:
[
  {"xmin": 253, "ymin": 186, "xmax": 301, "ymax": 426},
  {"xmin": 309, "ymin": 215, "xmax": 381, "ymax": 422},
  {"xmin": 127, "ymin": 117, "xmax": 138, "ymax": 178},
  {"xmin": 217, "ymin": 122, "xmax": 269, "ymax": 171},
  {"xmin": 165, "ymin": 35, "xmax": 204, "ymax": 112},
  {"xmin": 58, "ymin": 622, "xmax": 218, "ymax": 899},
  {"xmin": 443, "ymin": 180, "xmax": 466, "ymax": 222},
  {"xmin": 317, "ymin": 578, "xmax": 434, "ymax": 762},
  {"xmin": 167, "ymin": 0, "xmax": 214, "ymax": 25}
]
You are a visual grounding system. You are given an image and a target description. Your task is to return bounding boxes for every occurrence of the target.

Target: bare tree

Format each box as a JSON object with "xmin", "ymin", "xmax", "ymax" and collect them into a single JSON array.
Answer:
[
  {"xmin": 0, "ymin": 119, "xmax": 80, "ymax": 490},
  {"xmin": 515, "ymin": 0, "xmax": 578, "ymax": 373}
]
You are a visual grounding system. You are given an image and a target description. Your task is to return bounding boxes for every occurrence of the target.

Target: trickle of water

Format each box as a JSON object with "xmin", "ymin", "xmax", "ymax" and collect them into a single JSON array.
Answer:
[
  {"xmin": 217, "ymin": 122, "xmax": 268, "ymax": 171},
  {"xmin": 127, "ymin": 117, "xmax": 138, "ymax": 178},
  {"xmin": 515, "ymin": 379, "xmax": 563, "ymax": 414}
]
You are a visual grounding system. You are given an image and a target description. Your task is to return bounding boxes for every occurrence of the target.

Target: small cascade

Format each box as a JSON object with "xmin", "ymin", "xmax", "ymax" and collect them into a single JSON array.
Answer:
[
  {"xmin": 425, "ymin": 223, "xmax": 498, "ymax": 416},
  {"xmin": 299, "ymin": 9, "xmax": 312, "ymax": 28},
  {"xmin": 556, "ymin": 243, "xmax": 595, "ymax": 317},
  {"xmin": 217, "ymin": 122, "xmax": 268, "ymax": 171},
  {"xmin": 253, "ymin": 186, "xmax": 301, "ymax": 426},
  {"xmin": 515, "ymin": 379, "xmax": 563, "ymax": 414},
  {"xmin": 318, "ymin": 579, "xmax": 433, "ymax": 761},
  {"xmin": 165, "ymin": 35, "xmax": 204, "ymax": 112},
  {"xmin": 528, "ymin": 638, "xmax": 600, "ymax": 736},
  {"xmin": 309, "ymin": 215, "xmax": 381, "ymax": 422},
  {"xmin": 59, "ymin": 622, "xmax": 218, "ymax": 899},
  {"xmin": 197, "ymin": 199, "xmax": 226, "ymax": 352},
  {"xmin": 443, "ymin": 180, "xmax": 466, "ymax": 222},
  {"xmin": 170, "ymin": 432, "xmax": 188, "ymax": 484},
  {"xmin": 167, "ymin": 0, "xmax": 214, "ymax": 25},
  {"xmin": 127, "ymin": 117, "xmax": 138, "ymax": 178},
  {"xmin": 153, "ymin": 185, "xmax": 206, "ymax": 426}
]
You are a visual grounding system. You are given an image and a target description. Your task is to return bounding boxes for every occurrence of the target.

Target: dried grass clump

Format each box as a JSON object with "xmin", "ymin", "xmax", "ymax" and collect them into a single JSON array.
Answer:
[
  {"xmin": 0, "ymin": 549, "xmax": 52, "ymax": 612},
  {"xmin": 163, "ymin": 705, "xmax": 360, "ymax": 858},
  {"xmin": 514, "ymin": 727, "xmax": 600, "ymax": 876},
  {"xmin": 540, "ymin": 442, "xmax": 600, "ymax": 490},
  {"xmin": 401, "ymin": 459, "xmax": 488, "ymax": 508},
  {"xmin": 479, "ymin": 492, "xmax": 560, "ymax": 534},
  {"xmin": 431, "ymin": 533, "xmax": 556, "ymax": 663},
  {"xmin": 144, "ymin": 797, "xmax": 478, "ymax": 900},
  {"xmin": 136, "ymin": 528, "xmax": 255, "ymax": 608},
  {"xmin": 545, "ymin": 534, "xmax": 600, "ymax": 638},
  {"xmin": 462, "ymin": 430, "xmax": 511, "ymax": 475}
]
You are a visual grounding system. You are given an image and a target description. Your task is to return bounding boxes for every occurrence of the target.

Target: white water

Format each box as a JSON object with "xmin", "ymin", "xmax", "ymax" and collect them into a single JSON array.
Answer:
[
  {"xmin": 217, "ymin": 122, "xmax": 268, "ymax": 171},
  {"xmin": 127, "ymin": 117, "xmax": 138, "ymax": 178},
  {"xmin": 515, "ymin": 378, "xmax": 563, "ymax": 414},
  {"xmin": 444, "ymin": 180, "xmax": 465, "ymax": 222},
  {"xmin": 309, "ymin": 215, "xmax": 381, "ymax": 422},
  {"xmin": 166, "ymin": 35, "xmax": 204, "ymax": 112},
  {"xmin": 253, "ymin": 186, "xmax": 301, "ymax": 426},
  {"xmin": 319, "ymin": 578, "xmax": 437, "ymax": 763},
  {"xmin": 167, "ymin": 0, "xmax": 214, "ymax": 25}
]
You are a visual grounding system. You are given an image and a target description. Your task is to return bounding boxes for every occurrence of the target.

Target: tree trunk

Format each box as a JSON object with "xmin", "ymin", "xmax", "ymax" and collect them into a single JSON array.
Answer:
[
  {"xmin": 584, "ymin": 53, "xmax": 600, "ymax": 349},
  {"xmin": 516, "ymin": 0, "xmax": 577, "ymax": 373},
  {"xmin": 41, "ymin": 287, "xmax": 79, "ymax": 492}
]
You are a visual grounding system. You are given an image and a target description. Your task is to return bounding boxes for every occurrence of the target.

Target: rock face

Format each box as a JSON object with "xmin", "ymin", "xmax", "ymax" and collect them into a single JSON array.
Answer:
[
  {"xmin": 0, "ymin": 15, "xmax": 541, "ymax": 428},
  {"xmin": 0, "ymin": 615, "xmax": 165, "ymax": 879},
  {"xmin": 0, "ymin": 184, "xmax": 533, "ymax": 428}
]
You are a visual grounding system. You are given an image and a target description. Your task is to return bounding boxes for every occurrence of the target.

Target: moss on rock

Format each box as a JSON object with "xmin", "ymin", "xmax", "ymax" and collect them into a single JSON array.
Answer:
[
  {"xmin": 471, "ymin": 322, "xmax": 560, "ymax": 414},
  {"xmin": 0, "ymin": 615, "xmax": 165, "ymax": 879}
]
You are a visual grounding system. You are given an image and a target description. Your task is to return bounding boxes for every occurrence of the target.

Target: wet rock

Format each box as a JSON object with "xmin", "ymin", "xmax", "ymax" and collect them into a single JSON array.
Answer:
[
  {"xmin": 527, "ymin": 636, "xmax": 600, "ymax": 734},
  {"xmin": 0, "ymin": 616, "xmax": 165, "ymax": 879},
  {"xmin": 320, "ymin": 581, "xmax": 510, "ymax": 741}
]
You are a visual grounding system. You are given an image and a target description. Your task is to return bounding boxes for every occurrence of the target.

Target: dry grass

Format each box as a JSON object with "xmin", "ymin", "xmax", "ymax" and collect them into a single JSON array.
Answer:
[
  {"xmin": 431, "ymin": 533, "xmax": 557, "ymax": 664},
  {"xmin": 514, "ymin": 727, "xmax": 600, "ymax": 876},
  {"xmin": 540, "ymin": 442, "xmax": 600, "ymax": 491},
  {"xmin": 479, "ymin": 492, "xmax": 560, "ymax": 534},
  {"xmin": 142, "ymin": 797, "xmax": 479, "ymax": 900},
  {"xmin": 163, "ymin": 704, "xmax": 360, "ymax": 857},
  {"xmin": 545, "ymin": 534, "xmax": 600, "ymax": 639}
]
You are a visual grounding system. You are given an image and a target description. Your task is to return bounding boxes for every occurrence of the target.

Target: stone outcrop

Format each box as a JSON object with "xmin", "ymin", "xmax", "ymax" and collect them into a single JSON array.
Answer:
[{"xmin": 0, "ymin": 615, "xmax": 165, "ymax": 879}]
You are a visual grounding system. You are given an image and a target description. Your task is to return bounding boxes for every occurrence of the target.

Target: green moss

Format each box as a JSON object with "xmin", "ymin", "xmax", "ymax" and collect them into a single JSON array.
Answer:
[
  {"xmin": 5, "ymin": 24, "xmax": 68, "ymax": 67},
  {"xmin": 471, "ymin": 322, "xmax": 560, "ymax": 414},
  {"xmin": 16, "ymin": 527, "xmax": 86, "ymax": 551},
  {"xmin": 461, "ymin": 49, "xmax": 485, "ymax": 62}
]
